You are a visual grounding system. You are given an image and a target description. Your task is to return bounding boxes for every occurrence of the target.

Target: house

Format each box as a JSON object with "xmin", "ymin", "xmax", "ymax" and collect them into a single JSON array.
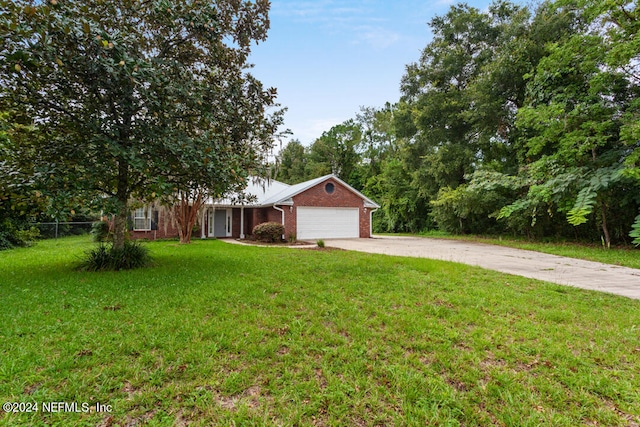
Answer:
[{"xmin": 129, "ymin": 174, "xmax": 380, "ymax": 241}]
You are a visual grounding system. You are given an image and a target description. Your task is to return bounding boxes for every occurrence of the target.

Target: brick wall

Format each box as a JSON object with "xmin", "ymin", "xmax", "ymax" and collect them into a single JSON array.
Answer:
[
  {"xmin": 129, "ymin": 206, "xmax": 181, "ymax": 240},
  {"xmin": 128, "ymin": 177, "xmax": 375, "ymax": 241},
  {"xmin": 290, "ymin": 177, "xmax": 372, "ymax": 238}
]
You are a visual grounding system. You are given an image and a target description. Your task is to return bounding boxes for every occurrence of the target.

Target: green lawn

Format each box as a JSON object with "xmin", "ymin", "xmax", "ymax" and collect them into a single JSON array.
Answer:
[{"xmin": 1, "ymin": 236, "xmax": 639, "ymax": 426}]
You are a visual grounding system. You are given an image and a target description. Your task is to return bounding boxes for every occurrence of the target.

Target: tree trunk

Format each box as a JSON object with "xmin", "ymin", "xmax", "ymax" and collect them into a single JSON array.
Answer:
[
  {"xmin": 174, "ymin": 191, "xmax": 204, "ymax": 244},
  {"xmin": 113, "ymin": 206, "xmax": 128, "ymax": 250},
  {"xmin": 600, "ymin": 203, "xmax": 611, "ymax": 249},
  {"xmin": 113, "ymin": 158, "xmax": 129, "ymax": 250}
]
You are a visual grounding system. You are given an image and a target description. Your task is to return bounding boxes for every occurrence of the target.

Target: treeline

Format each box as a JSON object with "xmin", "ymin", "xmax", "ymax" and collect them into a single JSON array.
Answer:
[{"xmin": 274, "ymin": 0, "xmax": 640, "ymax": 246}]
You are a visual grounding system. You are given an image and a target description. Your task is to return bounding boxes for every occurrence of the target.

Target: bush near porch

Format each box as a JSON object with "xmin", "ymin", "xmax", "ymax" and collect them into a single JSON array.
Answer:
[{"xmin": 252, "ymin": 221, "xmax": 285, "ymax": 243}]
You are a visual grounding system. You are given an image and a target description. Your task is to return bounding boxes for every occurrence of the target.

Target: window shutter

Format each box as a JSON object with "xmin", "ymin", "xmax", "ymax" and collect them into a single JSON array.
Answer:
[{"xmin": 151, "ymin": 210, "xmax": 159, "ymax": 230}]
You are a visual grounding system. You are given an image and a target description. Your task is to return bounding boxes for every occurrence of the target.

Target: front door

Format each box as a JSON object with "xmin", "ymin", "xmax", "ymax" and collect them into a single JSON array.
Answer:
[{"xmin": 209, "ymin": 208, "xmax": 232, "ymax": 237}]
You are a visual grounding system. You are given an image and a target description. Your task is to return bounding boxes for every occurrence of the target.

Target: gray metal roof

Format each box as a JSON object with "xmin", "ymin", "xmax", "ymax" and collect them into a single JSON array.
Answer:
[{"xmin": 209, "ymin": 174, "xmax": 380, "ymax": 208}]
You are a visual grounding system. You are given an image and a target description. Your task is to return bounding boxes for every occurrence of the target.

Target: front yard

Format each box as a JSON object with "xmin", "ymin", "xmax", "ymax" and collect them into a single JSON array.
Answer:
[{"xmin": 1, "ymin": 237, "xmax": 639, "ymax": 426}]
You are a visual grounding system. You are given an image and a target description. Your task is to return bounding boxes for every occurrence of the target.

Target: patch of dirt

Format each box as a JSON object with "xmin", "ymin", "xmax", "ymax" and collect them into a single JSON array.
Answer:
[
  {"xmin": 121, "ymin": 381, "xmax": 142, "ymax": 400},
  {"xmin": 23, "ymin": 382, "xmax": 41, "ymax": 395},
  {"xmin": 312, "ymin": 415, "xmax": 329, "ymax": 427},
  {"xmin": 446, "ymin": 377, "xmax": 468, "ymax": 392},
  {"xmin": 315, "ymin": 368, "xmax": 328, "ymax": 389},
  {"xmin": 419, "ymin": 355, "xmax": 435, "ymax": 366},
  {"xmin": 213, "ymin": 384, "xmax": 272, "ymax": 412},
  {"xmin": 216, "ymin": 394, "xmax": 238, "ymax": 410},
  {"xmin": 479, "ymin": 351, "xmax": 507, "ymax": 370},
  {"xmin": 513, "ymin": 356, "xmax": 554, "ymax": 372},
  {"xmin": 455, "ymin": 342, "xmax": 472, "ymax": 351},
  {"xmin": 173, "ymin": 409, "xmax": 190, "ymax": 427},
  {"xmin": 432, "ymin": 299, "xmax": 455, "ymax": 308},
  {"xmin": 274, "ymin": 325, "xmax": 290, "ymax": 336},
  {"xmin": 244, "ymin": 385, "xmax": 263, "ymax": 409},
  {"xmin": 97, "ymin": 415, "xmax": 114, "ymax": 427},
  {"xmin": 123, "ymin": 409, "xmax": 157, "ymax": 427},
  {"xmin": 605, "ymin": 401, "xmax": 640, "ymax": 427}
]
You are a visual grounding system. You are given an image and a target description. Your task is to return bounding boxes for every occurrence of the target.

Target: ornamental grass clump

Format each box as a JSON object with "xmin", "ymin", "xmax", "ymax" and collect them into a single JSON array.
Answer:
[
  {"xmin": 80, "ymin": 241, "xmax": 151, "ymax": 271},
  {"xmin": 90, "ymin": 220, "xmax": 111, "ymax": 242},
  {"xmin": 253, "ymin": 222, "xmax": 284, "ymax": 243}
]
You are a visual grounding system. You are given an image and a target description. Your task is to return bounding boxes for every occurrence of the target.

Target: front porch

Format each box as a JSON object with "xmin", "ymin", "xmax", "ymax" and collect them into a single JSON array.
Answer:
[{"xmin": 199, "ymin": 206, "xmax": 275, "ymax": 239}]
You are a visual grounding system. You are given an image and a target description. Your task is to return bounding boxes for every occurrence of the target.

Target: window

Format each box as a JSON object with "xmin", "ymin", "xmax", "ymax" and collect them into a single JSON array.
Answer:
[
  {"xmin": 133, "ymin": 207, "xmax": 152, "ymax": 231},
  {"xmin": 325, "ymin": 182, "xmax": 335, "ymax": 194}
]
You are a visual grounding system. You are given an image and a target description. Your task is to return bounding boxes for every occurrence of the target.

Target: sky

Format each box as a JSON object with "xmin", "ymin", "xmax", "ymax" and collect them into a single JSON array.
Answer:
[{"xmin": 247, "ymin": 0, "xmax": 500, "ymax": 148}]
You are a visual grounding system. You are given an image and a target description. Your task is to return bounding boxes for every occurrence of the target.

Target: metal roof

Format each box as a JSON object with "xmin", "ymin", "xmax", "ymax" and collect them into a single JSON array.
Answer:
[{"xmin": 209, "ymin": 174, "xmax": 380, "ymax": 208}]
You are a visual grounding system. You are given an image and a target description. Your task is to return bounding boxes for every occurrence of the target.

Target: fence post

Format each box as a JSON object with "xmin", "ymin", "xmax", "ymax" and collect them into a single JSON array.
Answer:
[{"xmin": 55, "ymin": 220, "xmax": 58, "ymax": 239}]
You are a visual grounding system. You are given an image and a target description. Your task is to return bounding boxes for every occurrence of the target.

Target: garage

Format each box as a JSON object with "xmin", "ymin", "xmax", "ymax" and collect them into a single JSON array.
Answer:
[{"xmin": 297, "ymin": 207, "xmax": 359, "ymax": 239}]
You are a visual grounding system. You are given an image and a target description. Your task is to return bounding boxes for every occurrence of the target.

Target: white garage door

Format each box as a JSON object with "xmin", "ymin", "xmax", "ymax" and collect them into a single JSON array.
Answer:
[{"xmin": 297, "ymin": 207, "xmax": 359, "ymax": 239}]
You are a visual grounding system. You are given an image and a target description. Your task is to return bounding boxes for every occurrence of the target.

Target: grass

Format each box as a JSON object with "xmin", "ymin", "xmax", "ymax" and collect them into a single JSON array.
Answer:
[
  {"xmin": 385, "ymin": 231, "xmax": 640, "ymax": 270},
  {"xmin": 1, "ymin": 236, "xmax": 639, "ymax": 426}
]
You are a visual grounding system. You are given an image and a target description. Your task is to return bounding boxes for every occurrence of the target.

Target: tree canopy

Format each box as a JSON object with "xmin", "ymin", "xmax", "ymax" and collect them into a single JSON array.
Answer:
[
  {"xmin": 275, "ymin": 0, "xmax": 640, "ymax": 245},
  {"xmin": 1, "ymin": 0, "xmax": 282, "ymax": 249}
]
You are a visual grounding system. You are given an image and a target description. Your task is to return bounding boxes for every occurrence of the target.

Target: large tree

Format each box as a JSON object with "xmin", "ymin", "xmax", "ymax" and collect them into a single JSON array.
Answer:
[
  {"xmin": 509, "ymin": 0, "xmax": 640, "ymax": 245},
  {"xmin": 275, "ymin": 139, "xmax": 307, "ymax": 184},
  {"xmin": 307, "ymin": 119, "xmax": 362, "ymax": 185},
  {"xmin": 0, "ymin": 0, "xmax": 281, "ymax": 250}
]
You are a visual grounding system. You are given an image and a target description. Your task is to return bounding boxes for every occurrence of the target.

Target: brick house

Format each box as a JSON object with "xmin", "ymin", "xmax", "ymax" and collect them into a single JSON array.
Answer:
[{"xmin": 129, "ymin": 174, "xmax": 380, "ymax": 241}]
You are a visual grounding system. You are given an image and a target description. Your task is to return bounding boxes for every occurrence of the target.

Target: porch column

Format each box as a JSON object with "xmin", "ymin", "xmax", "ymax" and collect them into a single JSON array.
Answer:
[
  {"xmin": 240, "ymin": 206, "xmax": 245, "ymax": 239},
  {"xmin": 201, "ymin": 208, "xmax": 206, "ymax": 239}
]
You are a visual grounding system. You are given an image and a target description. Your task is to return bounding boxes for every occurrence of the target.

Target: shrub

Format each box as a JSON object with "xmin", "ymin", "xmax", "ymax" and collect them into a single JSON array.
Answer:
[
  {"xmin": 253, "ymin": 222, "xmax": 284, "ymax": 243},
  {"xmin": 91, "ymin": 221, "xmax": 111, "ymax": 242},
  {"xmin": 79, "ymin": 241, "xmax": 151, "ymax": 271},
  {"xmin": 316, "ymin": 239, "xmax": 325, "ymax": 248},
  {"xmin": 0, "ymin": 219, "xmax": 39, "ymax": 250}
]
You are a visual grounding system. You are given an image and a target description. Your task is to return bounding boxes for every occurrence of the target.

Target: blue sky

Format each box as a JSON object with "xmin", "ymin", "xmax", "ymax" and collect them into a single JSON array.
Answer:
[{"xmin": 248, "ymin": 0, "xmax": 502, "ymax": 148}]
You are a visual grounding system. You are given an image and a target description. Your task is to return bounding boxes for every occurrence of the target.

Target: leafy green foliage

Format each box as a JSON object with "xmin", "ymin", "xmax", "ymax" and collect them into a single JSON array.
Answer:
[
  {"xmin": 0, "ymin": 112, "xmax": 48, "ymax": 248},
  {"xmin": 79, "ymin": 241, "xmax": 151, "ymax": 271},
  {"xmin": 385, "ymin": 1, "xmax": 586, "ymax": 237},
  {"xmin": 1, "ymin": 0, "xmax": 282, "ymax": 252},
  {"xmin": 399, "ymin": 2, "xmax": 540, "ymax": 193},
  {"xmin": 513, "ymin": 13, "xmax": 640, "ymax": 244},
  {"xmin": 366, "ymin": 158, "xmax": 431, "ymax": 233},
  {"xmin": 322, "ymin": 0, "xmax": 640, "ymax": 245},
  {"xmin": 497, "ymin": 166, "xmax": 583, "ymax": 230},
  {"xmin": 252, "ymin": 222, "xmax": 284, "ymax": 243},
  {"xmin": 430, "ymin": 171, "xmax": 520, "ymax": 234},
  {"xmin": 566, "ymin": 167, "xmax": 624, "ymax": 226},
  {"xmin": 630, "ymin": 214, "xmax": 640, "ymax": 246},
  {"xmin": 307, "ymin": 120, "xmax": 362, "ymax": 184},
  {"xmin": 275, "ymin": 139, "xmax": 307, "ymax": 184},
  {"xmin": 90, "ymin": 220, "xmax": 111, "ymax": 243},
  {"xmin": 0, "ymin": 220, "xmax": 39, "ymax": 250}
]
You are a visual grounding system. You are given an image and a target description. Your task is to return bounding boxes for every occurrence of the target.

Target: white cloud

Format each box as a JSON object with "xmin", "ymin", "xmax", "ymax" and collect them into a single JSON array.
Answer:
[
  {"xmin": 352, "ymin": 26, "xmax": 401, "ymax": 49},
  {"xmin": 271, "ymin": 1, "xmax": 365, "ymax": 22},
  {"xmin": 271, "ymin": 0, "xmax": 399, "ymax": 48}
]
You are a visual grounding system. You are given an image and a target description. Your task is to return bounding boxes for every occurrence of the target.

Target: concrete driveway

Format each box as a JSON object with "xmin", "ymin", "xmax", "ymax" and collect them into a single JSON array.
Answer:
[{"xmin": 325, "ymin": 235, "xmax": 640, "ymax": 300}]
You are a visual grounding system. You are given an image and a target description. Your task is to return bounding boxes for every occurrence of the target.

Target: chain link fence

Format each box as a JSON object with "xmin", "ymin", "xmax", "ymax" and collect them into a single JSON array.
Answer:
[{"xmin": 32, "ymin": 221, "xmax": 96, "ymax": 239}]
